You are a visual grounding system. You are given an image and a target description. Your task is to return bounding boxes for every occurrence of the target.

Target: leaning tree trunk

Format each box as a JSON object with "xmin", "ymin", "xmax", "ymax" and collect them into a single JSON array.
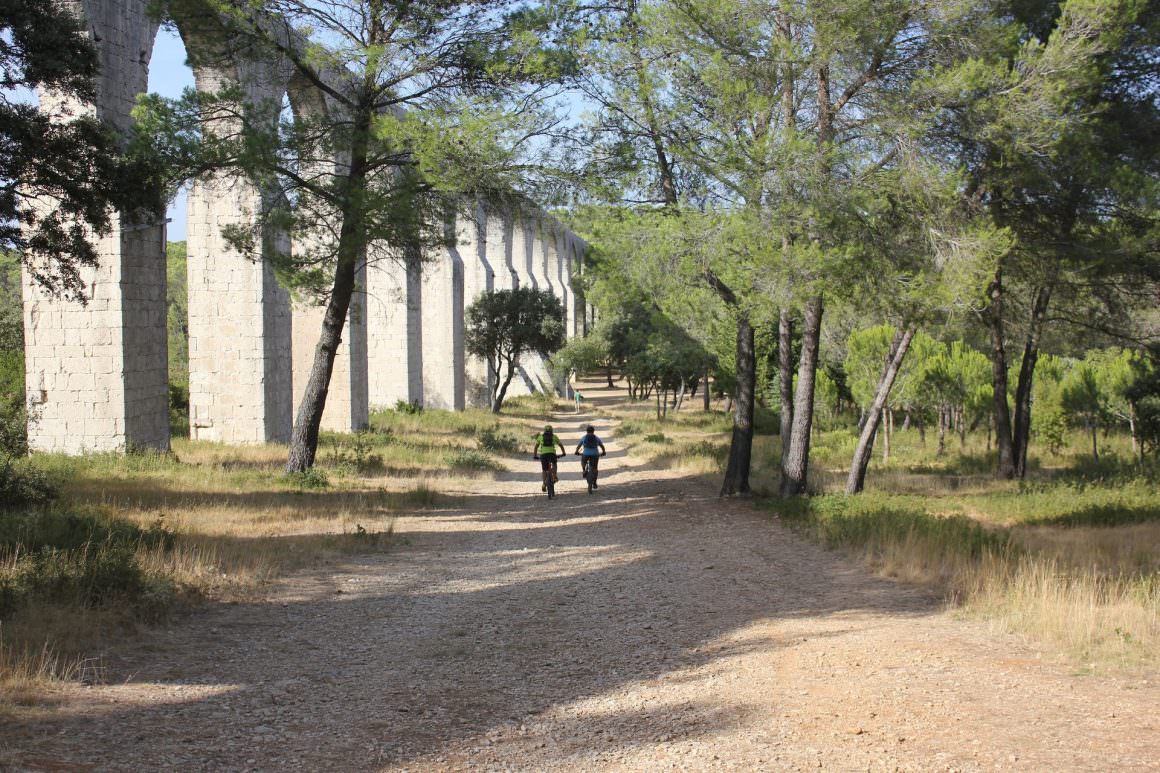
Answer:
[
  {"xmin": 846, "ymin": 326, "xmax": 915, "ymax": 494},
  {"xmin": 1012, "ymin": 286, "xmax": 1051, "ymax": 478},
  {"xmin": 778, "ymin": 308, "xmax": 794, "ymax": 462},
  {"xmin": 780, "ymin": 296, "xmax": 823, "ymax": 497},
  {"xmin": 286, "ymin": 126, "xmax": 370, "ymax": 473},
  {"xmin": 882, "ymin": 408, "xmax": 892, "ymax": 464},
  {"xmin": 721, "ymin": 315, "xmax": 756, "ymax": 496},
  {"xmin": 984, "ymin": 270, "xmax": 1017, "ymax": 479}
]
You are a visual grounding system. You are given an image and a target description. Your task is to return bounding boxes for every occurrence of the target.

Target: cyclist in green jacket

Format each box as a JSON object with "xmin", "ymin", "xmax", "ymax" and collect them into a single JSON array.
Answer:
[{"xmin": 532, "ymin": 425, "xmax": 567, "ymax": 492}]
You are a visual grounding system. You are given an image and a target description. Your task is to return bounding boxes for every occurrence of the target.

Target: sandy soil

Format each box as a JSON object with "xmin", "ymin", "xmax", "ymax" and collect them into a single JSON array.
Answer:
[{"xmin": 3, "ymin": 408, "xmax": 1158, "ymax": 772}]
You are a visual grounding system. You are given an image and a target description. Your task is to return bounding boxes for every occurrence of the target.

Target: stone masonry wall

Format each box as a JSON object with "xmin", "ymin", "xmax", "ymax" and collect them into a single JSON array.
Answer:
[
  {"xmin": 22, "ymin": 0, "xmax": 168, "ymax": 454},
  {"xmin": 365, "ymin": 245, "xmax": 422, "ymax": 410},
  {"xmin": 461, "ymin": 205, "xmax": 493, "ymax": 409},
  {"xmin": 420, "ymin": 224, "xmax": 465, "ymax": 411},
  {"xmin": 24, "ymin": 2, "xmax": 587, "ymax": 453}
]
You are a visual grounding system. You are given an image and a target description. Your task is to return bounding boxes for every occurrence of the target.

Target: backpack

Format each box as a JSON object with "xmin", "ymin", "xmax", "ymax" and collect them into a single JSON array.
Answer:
[
  {"xmin": 582, "ymin": 434, "xmax": 599, "ymax": 449},
  {"xmin": 542, "ymin": 430, "xmax": 554, "ymax": 447}
]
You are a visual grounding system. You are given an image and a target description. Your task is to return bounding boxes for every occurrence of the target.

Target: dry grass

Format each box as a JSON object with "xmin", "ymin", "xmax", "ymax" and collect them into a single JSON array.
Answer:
[
  {"xmin": 610, "ymin": 398, "xmax": 1160, "ymax": 674},
  {"xmin": 966, "ymin": 555, "xmax": 1159, "ymax": 671},
  {"xmin": 0, "ymin": 410, "xmax": 511, "ymax": 700}
]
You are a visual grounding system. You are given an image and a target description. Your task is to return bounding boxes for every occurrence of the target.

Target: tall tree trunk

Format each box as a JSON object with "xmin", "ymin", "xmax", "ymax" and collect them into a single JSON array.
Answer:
[
  {"xmin": 958, "ymin": 407, "xmax": 966, "ymax": 448},
  {"xmin": 778, "ymin": 308, "xmax": 794, "ymax": 462},
  {"xmin": 1129, "ymin": 405, "xmax": 1140, "ymax": 459},
  {"xmin": 286, "ymin": 121, "xmax": 370, "ymax": 473},
  {"xmin": 606, "ymin": 364, "xmax": 614, "ymax": 388},
  {"xmin": 846, "ymin": 326, "xmax": 915, "ymax": 494},
  {"xmin": 984, "ymin": 270, "xmax": 1017, "ymax": 479},
  {"xmin": 917, "ymin": 415, "xmax": 926, "ymax": 446},
  {"xmin": 1013, "ymin": 286, "xmax": 1051, "ymax": 478},
  {"xmin": 703, "ymin": 364, "xmax": 711, "ymax": 411},
  {"xmin": 721, "ymin": 315, "xmax": 756, "ymax": 496},
  {"xmin": 937, "ymin": 408, "xmax": 947, "ymax": 457},
  {"xmin": 1090, "ymin": 421, "xmax": 1098, "ymax": 460},
  {"xmin": 780, "ymin": 296, "xmax": 822, "ymax": 497}
]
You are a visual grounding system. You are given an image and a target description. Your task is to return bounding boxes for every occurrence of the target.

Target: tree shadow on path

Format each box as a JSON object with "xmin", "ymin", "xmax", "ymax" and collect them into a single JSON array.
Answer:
[{"xmin": 2, "ymin": 464, "xmax": 940, "ymax": 771}]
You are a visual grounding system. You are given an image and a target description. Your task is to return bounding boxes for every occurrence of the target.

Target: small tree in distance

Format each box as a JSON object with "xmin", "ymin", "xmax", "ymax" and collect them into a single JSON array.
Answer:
[{"xmin": 466, "ymin": 288, "xmax": 566, "ymax": 413}]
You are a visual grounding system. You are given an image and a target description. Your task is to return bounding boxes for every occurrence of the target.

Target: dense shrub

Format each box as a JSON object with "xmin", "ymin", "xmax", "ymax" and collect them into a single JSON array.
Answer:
[
  {"xmin": 0, "ymin": 510, "xmax": 176, "ymax": 618},
  {"xmin": 393, "ymin": 398, "xmax": 423, "ymax": 415},
  {"xmin": 0, "ymin": 458, "xmax": 57, "ymax": 507},
  {"xmin": 445, "ymin": 449, "xmax": 502, "ymax": 472},
  {"xmin": 478, "ymin": 425, "xmax": 521, "ymax": 454}
]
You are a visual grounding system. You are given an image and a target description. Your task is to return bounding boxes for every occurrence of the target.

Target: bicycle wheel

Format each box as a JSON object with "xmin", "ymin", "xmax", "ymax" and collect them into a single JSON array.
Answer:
[
  {"xmin": 585, "ymin": 459, "xmax": 594, "ymax": 494},
  {"xmin": 547, "ymin": 465, "xmax": 555, "ymax": 499}
]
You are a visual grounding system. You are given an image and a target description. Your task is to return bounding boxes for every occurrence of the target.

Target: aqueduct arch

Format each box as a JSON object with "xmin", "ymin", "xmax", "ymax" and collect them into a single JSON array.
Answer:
[{"xmin": 22, "ymin": 0, "xmax": 586, "ymax": 454}]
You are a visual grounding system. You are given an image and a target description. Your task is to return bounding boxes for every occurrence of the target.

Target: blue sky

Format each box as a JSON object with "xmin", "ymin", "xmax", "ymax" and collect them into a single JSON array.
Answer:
[{"xmin": 148, "ymin": 26, "xmax": 195, "ymax": 241}]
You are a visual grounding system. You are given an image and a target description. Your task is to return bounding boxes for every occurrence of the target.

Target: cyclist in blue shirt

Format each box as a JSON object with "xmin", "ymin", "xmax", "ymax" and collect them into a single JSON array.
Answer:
[{"xmin": 574, "ymin": 425, "xmax": 606, "ymax": 488}]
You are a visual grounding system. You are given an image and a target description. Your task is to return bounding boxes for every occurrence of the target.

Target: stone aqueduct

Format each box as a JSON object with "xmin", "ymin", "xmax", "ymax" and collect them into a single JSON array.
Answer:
[{"xmin": 22, "ymin": 0, "xmax": 588, "ymax": 455}]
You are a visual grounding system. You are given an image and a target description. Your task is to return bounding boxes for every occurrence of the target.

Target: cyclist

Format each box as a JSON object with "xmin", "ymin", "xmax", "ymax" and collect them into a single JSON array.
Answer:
[
  {"xmin": 532, "ymin": 424, "xmax": 566, "ymax": 492},
  {"xmin": 574, "ymin": 425, "xmax": 607, "ymax": 488}
]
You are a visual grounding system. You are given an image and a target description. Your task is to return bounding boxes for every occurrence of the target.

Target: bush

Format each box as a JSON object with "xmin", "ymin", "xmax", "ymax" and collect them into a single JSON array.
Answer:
[
  {"xmin": 393, "ymin": 398, "xmax": 423, "ymax": 415},
  {"xmin": 169, "ymin": 382, "xmax": 189, "ymax": 437},
  {"xmin": 643, "ymin": 432, "xmax": 669, "ymax": 444},
  {"xmin": 0, "ymin": 387, "xmax": 27, "ymax": 458},
  {"xmin": 286, "ymin": 468, "xmax": 329, "ymax": 490},
  {"xmin": 0, "ymin": 510, "xmax": 177, "ymax": 618},
  {"xmin": 478, "ymin": 425, "xmax": 521, "ymax": 454},
  {"xmin": 325, "ymin": 430, "xmax": 385, "ymax": 473},
  {"xmin": 445, "ymin": 449, "xmax": 502, "ymax": 472},
  {"xmin": 0, "ymin": 459, "xmax": 57, "ymax": 508}
]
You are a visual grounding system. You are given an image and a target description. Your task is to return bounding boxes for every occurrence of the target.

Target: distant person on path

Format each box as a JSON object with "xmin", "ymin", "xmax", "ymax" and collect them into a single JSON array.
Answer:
[
  {"xmin": 574, "ymin": 425, "xmax": 606, "ymax": 488},
  {"xmin": 574, "ymin": 389, "xmax": 583, "ymax": 413},
  {"xmin": 532, "ymin": 425, "xmax": 566, "ymax": 492}
]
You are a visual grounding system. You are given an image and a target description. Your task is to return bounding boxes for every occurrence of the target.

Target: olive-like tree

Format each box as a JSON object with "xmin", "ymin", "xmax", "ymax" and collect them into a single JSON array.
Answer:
[{"xmin": 466, "ymin": 287, "xmax": 566, "ymax": 413}]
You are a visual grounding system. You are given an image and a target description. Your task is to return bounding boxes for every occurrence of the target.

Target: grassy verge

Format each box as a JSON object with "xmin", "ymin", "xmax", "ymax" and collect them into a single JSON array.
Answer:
[
  {"xmin": 609, "ymin": 403, "xmax": 1160, "ymax": 671},
  {"xmin": 1, "ymin": 404, "xmax": 542, "ymax": 704},
  {"xmin": 762, "ymin": 464, "xmax": 1160, "ymax": 672}
]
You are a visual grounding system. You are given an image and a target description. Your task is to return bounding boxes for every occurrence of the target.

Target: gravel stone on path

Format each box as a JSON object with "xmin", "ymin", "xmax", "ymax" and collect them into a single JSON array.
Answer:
[{"xmin": 2, "ymin": 415, "xmax": 1157, "ymax": 771}]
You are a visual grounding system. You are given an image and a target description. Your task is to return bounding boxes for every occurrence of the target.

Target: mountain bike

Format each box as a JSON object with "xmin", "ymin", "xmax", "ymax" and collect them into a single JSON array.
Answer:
[
  {"xmin": 579, "ymin": 454, "xmax": 596, "ymax": 494},
  {"xmin": 535, "ymin": 455, "xmax": 558, "ymax": 499}
]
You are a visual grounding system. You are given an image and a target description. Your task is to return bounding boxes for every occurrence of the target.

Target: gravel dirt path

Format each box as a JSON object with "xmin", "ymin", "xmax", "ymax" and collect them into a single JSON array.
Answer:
[{"xmin": 3, "ymin": 413, "xmax": 1158, "ymax": 772}]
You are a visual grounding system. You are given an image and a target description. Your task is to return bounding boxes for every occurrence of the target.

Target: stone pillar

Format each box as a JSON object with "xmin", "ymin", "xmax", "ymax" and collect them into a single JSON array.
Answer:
[
  {"xmin": 185, "ymin": 53, "xmax": 294, "ymax": 444},
  {"xmin": 571, "ymin": 235, "xmax": 587, "ymax": 337},
  {"xmin": 514, "ymin": 216, "xmax": 537, "ymax": 291},
  {"xmin": 512, "ymin": 217, "xmax": 552, "ymax": 395},
  {"xmin": 488, "ymin": 207, "xmax": 518, "ymax": 293},
  {"xmin": 420, "ymin": 221, "xmax": 464, "ymax": 410},
  {"xmin": 186, "ymin": 179, "xmax": 293, "ymax": 444},
  {"xmin": 461, "ymin": 205, "xmax": 493, "ymax": 408},
  {"xmin": 366, "ymin": 245, "xmax": 422, "ymax": 409},
  {"xmin": 22, "ymin": 1, "xmax": 168, "ymax": 454},
  {"xmin": 558, "ymin": 231, "xmax": 576, "ymax": 339},
  {"xmin": 291, "ymin": 259, "xmax": 369, "ymax": 433}
]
